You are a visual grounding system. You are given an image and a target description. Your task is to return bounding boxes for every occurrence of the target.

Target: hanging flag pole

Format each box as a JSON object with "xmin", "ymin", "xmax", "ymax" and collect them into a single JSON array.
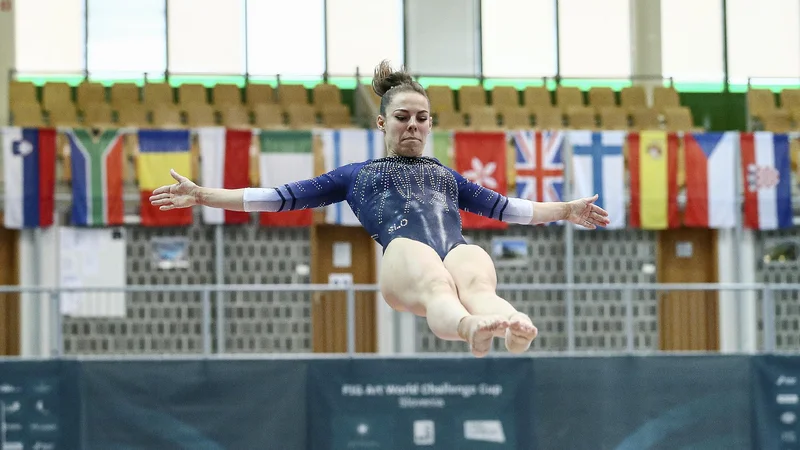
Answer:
[{"xmin": 564, "ymin": 132, "xmax": 575, "ymax": 353}]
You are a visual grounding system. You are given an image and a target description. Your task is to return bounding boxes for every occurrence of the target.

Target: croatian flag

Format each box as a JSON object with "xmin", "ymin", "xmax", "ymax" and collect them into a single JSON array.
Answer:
[
  {"xmin": 683, "ymin": 132, "xmax": 737, "ymax": 228},
  {"xmin": 740, "ymin": 132, "xmax": 793, "ymax": 230},
  {"xmin": 2, "ymin": 127, "xmax": 57, "ymax": 229},
  {"xmin": 568, "ymin": 130, "xmax": 626, "ymax": 229}
]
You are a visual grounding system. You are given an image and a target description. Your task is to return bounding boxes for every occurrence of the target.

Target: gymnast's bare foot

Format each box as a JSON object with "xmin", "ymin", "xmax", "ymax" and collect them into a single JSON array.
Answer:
[
  {"xmin": 505, "ymin": 312, "xmax": 538, "ymax": 353},
  {"xmin": 458, "ymin": 315, "xmax": 509, "ymax": 358}
]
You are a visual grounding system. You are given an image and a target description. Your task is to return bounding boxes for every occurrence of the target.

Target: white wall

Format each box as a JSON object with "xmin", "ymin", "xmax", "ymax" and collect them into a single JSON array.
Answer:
[
  {"xmin": 405, "ymin": 0, "xmax": 480, "ymax": 76},
  {"xmin": 0, "ymin": 0, "xmax": 14, "ymax": 127}
]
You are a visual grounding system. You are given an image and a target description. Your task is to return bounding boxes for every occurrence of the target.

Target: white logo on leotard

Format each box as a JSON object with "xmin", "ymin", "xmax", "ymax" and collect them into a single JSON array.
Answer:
[{"xmin": 387, "ymin": 218, "xmax": 408, "ymax": 234}]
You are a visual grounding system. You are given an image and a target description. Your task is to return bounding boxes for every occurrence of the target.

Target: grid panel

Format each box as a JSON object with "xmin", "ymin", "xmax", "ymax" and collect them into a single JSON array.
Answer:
[
  {"xmin": 61, "ymin": 220, "xmax": 658, "ymax": 355},
  {"xmin": 221, "ymin": 225, "xmax": 312, "ymax": 353},
  {"xmin": 63, "ymin": 221, "xmax": 214, "ymax": 355},
  {"xmin": 414, "ymin": 226, "xmax": 659, "ymax": 353},
  {"xmin": 756, "ymin": 229, "xmax": 800, "ymax": 351}
]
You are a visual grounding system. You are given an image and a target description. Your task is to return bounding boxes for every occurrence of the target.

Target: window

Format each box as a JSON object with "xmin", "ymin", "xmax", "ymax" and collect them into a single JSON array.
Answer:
[
  {"xmin": 726, "ymin": 0, "xmax": 800, "ymax": 85},
  {"xmin": 661, "ymin": 0, "xmax": 724, "ymax": 85},
  {"xmin": 558, "ymin": 0, "xmax": 631, "ymax": 78},
  {"xmin": 167, "ymin": 0, "xmax": 246, "ymax": 75},
  {"xmin": 481, "ymin": 0, "xmax": 557, "ymax": 78},
  {"xmin": 405, "ymin": 0, "xmax": 480, "ymax": 77},
  {"xmin": 326, "ymin": 0, "xmax": 403, "ymax": 76},
  {"xmin": 86, "ymin": 0, "xmax": 167, "ymax": 79},
  {"xmin": 14, "ymin": 0, "xmax": 84, "ymax": 75},
  {"xmin": 246, "ymin": 0, "xmax": 325, "ymax": 78}
]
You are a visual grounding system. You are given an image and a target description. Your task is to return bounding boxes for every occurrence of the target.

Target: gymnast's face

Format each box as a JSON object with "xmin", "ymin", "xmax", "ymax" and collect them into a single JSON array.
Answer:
[{"xmin": 378, "ymin": 92, "xmax": 432, "ymax": 158}]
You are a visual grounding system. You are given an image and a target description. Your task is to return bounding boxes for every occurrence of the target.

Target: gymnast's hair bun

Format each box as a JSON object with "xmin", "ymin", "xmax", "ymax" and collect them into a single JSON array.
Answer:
[{"xmin": 372, "ymin": 60, "xmax": 415, "ymax": 98}]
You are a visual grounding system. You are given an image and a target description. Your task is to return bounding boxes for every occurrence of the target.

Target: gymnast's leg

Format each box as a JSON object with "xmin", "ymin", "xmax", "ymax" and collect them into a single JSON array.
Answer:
[
  {"xmin": 443, "ymin": 244, "xmax": 538, "ymax": 353},
  {"xmin": 379, "ymin": 238, "xmax": 509, "ymax": 357}
]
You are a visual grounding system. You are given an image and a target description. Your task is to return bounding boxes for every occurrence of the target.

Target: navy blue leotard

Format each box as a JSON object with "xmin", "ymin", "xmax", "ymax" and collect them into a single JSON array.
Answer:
[{"xmin": 252, "ymin": 156, "xmax": 523, "ymax": 260}]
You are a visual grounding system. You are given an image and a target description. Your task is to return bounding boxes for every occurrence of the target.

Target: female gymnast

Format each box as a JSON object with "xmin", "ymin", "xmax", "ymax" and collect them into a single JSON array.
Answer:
[{"xmin": 149, "ymin": 60, "xmax": 610, "ymax": 358}]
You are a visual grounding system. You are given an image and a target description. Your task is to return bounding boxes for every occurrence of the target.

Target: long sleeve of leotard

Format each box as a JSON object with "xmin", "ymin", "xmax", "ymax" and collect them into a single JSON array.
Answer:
[
  {"xmin": 446, "ymin": 167, "xmax": 534, "ymax": 225},
  {"xmin": 242, "ymin": 163, "xmax": 360, "ymax": 212}
]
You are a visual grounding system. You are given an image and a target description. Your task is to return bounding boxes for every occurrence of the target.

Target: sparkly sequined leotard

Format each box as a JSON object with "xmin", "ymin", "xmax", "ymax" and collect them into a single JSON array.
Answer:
[{"xmin": 243, "ymin": 156, "xmax": 532, "ymax": 260}]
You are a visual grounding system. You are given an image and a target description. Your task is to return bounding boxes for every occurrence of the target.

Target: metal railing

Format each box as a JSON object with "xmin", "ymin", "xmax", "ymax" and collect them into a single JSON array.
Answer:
[{"xmin": 1, "ymin": 282, "xmax": 797, "ymax": 357}]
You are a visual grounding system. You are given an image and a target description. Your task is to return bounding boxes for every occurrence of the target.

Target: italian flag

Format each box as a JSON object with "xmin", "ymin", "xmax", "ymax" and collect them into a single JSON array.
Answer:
[{"xmin": 258, "ymin": 130, "xmax": 314, "ymax": 227}]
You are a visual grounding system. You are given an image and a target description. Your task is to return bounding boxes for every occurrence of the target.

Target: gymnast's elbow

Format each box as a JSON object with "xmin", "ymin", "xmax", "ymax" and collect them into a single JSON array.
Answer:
[
  {"xmin": 500, "ymin": 197, "xmax": 535, "ymax": 225},
  {"xmin": 242, "ymin": 187, "xmax": 285, "ymax": 212}
]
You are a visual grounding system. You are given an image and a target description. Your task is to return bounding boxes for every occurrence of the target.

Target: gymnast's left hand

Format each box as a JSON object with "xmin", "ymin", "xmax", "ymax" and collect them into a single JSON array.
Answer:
[{"xmin": 565, "ymin": 194, "xmax": 610, "ymax": 229}]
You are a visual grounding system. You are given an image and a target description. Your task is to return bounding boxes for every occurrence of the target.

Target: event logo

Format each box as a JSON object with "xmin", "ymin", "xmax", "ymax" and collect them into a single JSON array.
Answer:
[
  {"xmin": 413, "ymin": 420, "xmax": 435, "ymax": 446},
  {"xmin": 464, "ymin": 420, "xmax": 506, "ymax": 443}
]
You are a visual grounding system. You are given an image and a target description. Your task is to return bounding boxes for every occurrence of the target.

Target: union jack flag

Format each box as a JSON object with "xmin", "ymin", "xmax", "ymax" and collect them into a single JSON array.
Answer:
[{"xmin": 512, "ymin": 130, "xmax": 565, "ymax": 203}]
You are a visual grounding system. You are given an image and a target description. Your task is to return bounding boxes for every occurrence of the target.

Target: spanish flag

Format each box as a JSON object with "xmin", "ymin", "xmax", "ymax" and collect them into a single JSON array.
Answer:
[
  {"xmin": 137, "ymin": 130, "xmax": 193, "ymax": 226},
  {"xmin": 628, "ymin": 131, "xmax": 680, "ymax": 229}
]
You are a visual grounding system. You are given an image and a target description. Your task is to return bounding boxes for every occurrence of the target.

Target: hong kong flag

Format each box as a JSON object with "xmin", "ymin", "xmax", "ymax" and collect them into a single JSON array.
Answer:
[{"xmin": 453, "ymin": 131, "xmax": 509, "ymax": 230}]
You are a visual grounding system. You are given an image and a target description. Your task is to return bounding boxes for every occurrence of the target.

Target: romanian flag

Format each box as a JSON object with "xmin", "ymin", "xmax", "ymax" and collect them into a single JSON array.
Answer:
[
  {"xmin": 67, "ymin": 128, "xmax": 126, "ymax": 226},
  {"xmin": 628, "ymin": 131, "xmax": 680, "ymax": 229},
  {"xmin": 1, "ymin": 127, "xmax": 56, "ymax": 229},
  {"xmin": 197, "ymin": 127, "xmax": 252, "ymax": 224},
  {"xmin": 136, "ymin": 129, "xmax": 193, "ymax": 226},
  {"xmin": 453, "ymin": 131, "xmax": 508, "ymax": 230}
]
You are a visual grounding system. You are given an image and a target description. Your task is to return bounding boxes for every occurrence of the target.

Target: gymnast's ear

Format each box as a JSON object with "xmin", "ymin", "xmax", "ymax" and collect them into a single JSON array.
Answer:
[{"xmin": 376, "ymin": 115, "xmax": 385, "ymax": 131}]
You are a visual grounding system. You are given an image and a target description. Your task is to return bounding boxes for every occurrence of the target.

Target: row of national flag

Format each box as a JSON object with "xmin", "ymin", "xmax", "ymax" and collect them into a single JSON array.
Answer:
[{"xmin": 1, "ymin": 126, "xmax": 797, "ymax": 231}]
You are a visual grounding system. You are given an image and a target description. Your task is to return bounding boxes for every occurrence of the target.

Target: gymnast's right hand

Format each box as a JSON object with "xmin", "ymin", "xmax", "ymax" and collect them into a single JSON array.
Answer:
[{"xmin": 149, "ymin": 169, "xmax": 199, "ymax": 210}]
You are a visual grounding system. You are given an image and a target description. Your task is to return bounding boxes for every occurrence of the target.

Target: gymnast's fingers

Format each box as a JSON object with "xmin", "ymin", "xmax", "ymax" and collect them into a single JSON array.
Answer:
[
  {"xmin": 592, "ymin": 204, "xmax": 609, "ymax": 216},
  {"xmin": 151, "ymin": 197, "xmax": 174, "ymax": 206},
  {"xmin": 152, "ymin": 185, "xmax": 173, "ymax": 195},
  {"xmin": 593, "ymin": 211, "xmax": 610, "ymax": 223},
  {"xmin": 149, "ymin": 192, "xmax": 171, "ymax": 202}
]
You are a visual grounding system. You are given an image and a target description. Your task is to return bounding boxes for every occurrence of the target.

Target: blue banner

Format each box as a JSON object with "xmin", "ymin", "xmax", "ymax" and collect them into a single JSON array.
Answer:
[
  {"xmin": 753, "ymin": 355, "xmax": 800, "ymax": 449},
  {"xmin": 0, "ymin": 360, "xmax": 80, "ymax": 450},
  {"xmin": 79, "ymin": 359, "xmax": 308, "ymax": 450},
  {"xmin": 0, "ymin": 354, "xmax": 776, "ymax": 449},
  {"xmin": 533, "ymin": 355, "xmax": 753, "ymax": 449},
  {"xmin": 308, "ymin": 358, "xmax": 535, "ymax": 449}
]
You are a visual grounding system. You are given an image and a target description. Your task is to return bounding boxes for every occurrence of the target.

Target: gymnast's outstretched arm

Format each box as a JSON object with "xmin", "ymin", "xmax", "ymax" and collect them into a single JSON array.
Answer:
[
  {"xmin": 149, "ymin": 166, "xmax": 355, "ymax": 213},
  {"xmin": 444, "ymin": 168, "xmax": 609, "ymax": 229}
]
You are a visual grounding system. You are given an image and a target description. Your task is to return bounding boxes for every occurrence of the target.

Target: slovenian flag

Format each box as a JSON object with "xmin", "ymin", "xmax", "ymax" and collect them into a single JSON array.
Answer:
[
  {"xmin": 683, "ymin": 132, "xmax": 737, "ymax": 228},
  {"xmin": 2, "ymin": 127, "xmax": 57, "ymax": 229},
  {"xmin": 67, "ymin": 128, "xmax": 126, "ymax": 226},
  {"xmin": 321, "ymin": 129, "xmax": 383, "ymax": 226},
  {"xmin": 197, "ymin": 127, "xmax": 252, "ymax": 224},
  {"xmin": 741, "ymin": 132, "xmax": 793, "ymax": 230}
]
